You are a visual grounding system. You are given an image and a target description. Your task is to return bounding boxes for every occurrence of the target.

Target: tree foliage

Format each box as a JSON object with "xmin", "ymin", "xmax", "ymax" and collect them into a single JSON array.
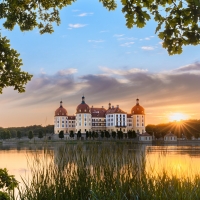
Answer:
[
  {"xmin": 0, "ymin": 34, "xmax": 32, "ymax": 94},
  {"xmin": 28, "ymin": 130, "xmax": 33, "ymax": 140},
  {"xmin": 0, "ymin": 168, "xmax": 18, "ymax": 200},
  {"xmin": 112, "ymin": 131, "xmax": 116, "ymax": 139},
  {"xmin": 77, "ymin": 130, "xmax": 81, "ymax": 139},
  {"xmin": 69, "ymin": 130, "xmax": 74, "ymax": 138},
  {"xmin": 0, "ymin": 125, "xmax": 53, "ymax": 139},
  {"xmin": 146, "ymin": 119, "xmax": 200, "ymax": 139},
  {"xmin": 59, "ymin": 130, "xmax": 64, "ymax": 139},
  {"xmin": 38, "ymin": 131, "xmax": 43, "ymax": 139}
]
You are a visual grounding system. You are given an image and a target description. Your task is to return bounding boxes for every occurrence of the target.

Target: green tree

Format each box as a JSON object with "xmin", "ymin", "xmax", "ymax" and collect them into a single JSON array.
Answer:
[
  {"xmin": 28, "ymin": 131, "xmax": 33, "ymax": 140},
  {"xmin": 38, "ymin": 131, "xmax": 43, "ymax": 139},
  {"xmin": 0, "ymin": 168, "xmax": 18, "ymax": 199},
  {"xmin": 10, "ymin": 130, "xmax": 16, "ymax": 138},
  {"xmin": 105, "ymin": 131, "xmax": 110, "ymax": 139},
  {"xmin": 92, "ymin": 131, "xmax": 95, "ymax": 140},
  {"xmin": 89, "ymin": 131, "xmax": 92, "ymax": 139},
  {"xmin": 86, "ymin": 131, "xmax": 89, "ymax": 139},
  {"xmin": 100, "ymin": 131, "xmax": 105, "ymax": 139},
  {"xmin": 59, "ymin": 131, "xmax": 64, "ymax": 140},
  {"xmin": 128, "ymin": 130, "xmax": 137, "ymax": 138},
  {"xmin": 1, "ymin": 130, "xmax": 11, "ymax": 140},
  {"xmin": 117, "ymin": 131, "xmax": 123, "ymax": 139},
  {"xmin": 77, "ymin": 130, "xmax": 81, "ymax": 139},
  {"xmin": 1, "ymin": 0, "xmax": 200, "ymax": 93},
  {"xmin": 0, "ymin": 34, "xmax": 32, "ymax": 93},
  {"xmin": 69, "ymin": 130, "xmax": 74, "ymax": 138},
  {"xmin": 112, "ymin": 131, "xmax": 116, "ymax": 139},
  {"xmin": 1, "ymin": 131, "xmax": 6, "ymax": 140},
  {"xmin": 17, "ymin": 131, "xmax": 21, "ymax": 139},
  {"xmin": 95, "ymin": 132, "xmax": 99, "ymax": 139}
]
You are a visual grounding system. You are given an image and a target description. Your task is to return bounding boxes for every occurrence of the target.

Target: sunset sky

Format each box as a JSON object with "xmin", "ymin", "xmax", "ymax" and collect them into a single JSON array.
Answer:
[{"xmin": 1, "ymin": 0, "xmax": 200, "ymax": 128}]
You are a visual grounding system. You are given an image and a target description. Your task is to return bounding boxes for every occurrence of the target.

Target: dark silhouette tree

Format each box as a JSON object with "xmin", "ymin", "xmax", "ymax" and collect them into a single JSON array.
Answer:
[
  {"xmin": 38, "ymin": 131, "xmax": 43, "ymax": 139},
  {"xmin": 17, "ymin": 131, "xmax": 22, "ymax": 139},
  {"xmin": 28, "ymin": 131, "xmax": 34, "ymax": 140},
  {"xmin": 112, "ymin": 131, "xmax": 116, "ymax": 139},
  {"xmin": 70, "ymin": 130, "xmax": 74, "ymax": 138},
  {"xmin": 77, "ymin": 130, "xmax": 81, "ymax": 140},
  {"xmin": 59, "ymin": 131, "xmax": 64, "ymax": 140}
]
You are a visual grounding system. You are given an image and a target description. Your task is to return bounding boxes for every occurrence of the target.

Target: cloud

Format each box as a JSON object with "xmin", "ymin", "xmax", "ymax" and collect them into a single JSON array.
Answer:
[
  {"xmin": 99, "ymin": 66, "xmax": 147, "ymax": 75},
  {"xmin": 78, "ymin": 12, "xmax": 93, "ymax": 17},
  {"xmin": 88, "ymin": 40, "xmax": 104, "ymax": 43},
  {"xmin": 141, "ymin": 46, "xmax": 154, "ymax": 50},
  {"xmin": 120, "ymin": 42, "xmax": 134, "ymax": 47},
  {"xmin": 1, "ymin": 63, "xmax": 200, "ymax": 127},
  {"xmin": 117, "ymin": 37, "xmax": 137, "ymax": 41},
  {"xmin": 57, "ymin": 68, "xmax": 78, "ymax": 76},
  {"xmin": 113, "ymin": 34, "xmax": 124, "ymax": 37},
  {"xmin": 68, "ymin": 24, "xmax": 87, "ymax": 28},
  {"xmin": 173, "ymin": 62, "xmax": 200, "ymax": 73},
  {"xmin": 100, "ymin": 30, "xmax": 109, "ymax": 33},
  {"xmin": 72, "ymin": 9, "xmax": 79, "ymax": 12}
]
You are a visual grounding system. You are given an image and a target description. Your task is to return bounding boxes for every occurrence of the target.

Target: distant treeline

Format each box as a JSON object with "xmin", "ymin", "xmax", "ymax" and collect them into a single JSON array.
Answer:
[
  {"xmin": 1, "ymin": 119, "xmax": 200, "ymax": 140},
  {"xmin": 0, "ymin": 125, "xmax": 54, "ymax": 139},
  {"xmin": 146, "ymin": 119, "xmax": 200, "ymax": 139}
]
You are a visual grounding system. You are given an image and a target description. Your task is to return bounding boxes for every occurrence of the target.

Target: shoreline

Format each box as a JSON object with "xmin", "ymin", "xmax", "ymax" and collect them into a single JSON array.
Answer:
[{"xmin": 1, "ymin": 138, "xmax": 200, "ymax": 146}]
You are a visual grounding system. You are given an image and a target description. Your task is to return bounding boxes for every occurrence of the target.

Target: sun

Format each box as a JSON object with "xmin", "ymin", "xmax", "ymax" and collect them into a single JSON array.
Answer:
[{"xmin": 169, "ymin": 113, "xmax": 188, "ymax": 122}]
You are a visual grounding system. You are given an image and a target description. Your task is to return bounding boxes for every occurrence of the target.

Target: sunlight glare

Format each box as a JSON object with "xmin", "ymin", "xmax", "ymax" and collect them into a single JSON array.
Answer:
[{"xmin": 169, "ymin": 113, "xmax": 188, "ymax": 122}]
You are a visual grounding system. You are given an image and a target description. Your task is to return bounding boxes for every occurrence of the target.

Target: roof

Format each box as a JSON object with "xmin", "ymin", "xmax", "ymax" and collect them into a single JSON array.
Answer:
[
  {"xmin": 165, "ymin": 132, "xmax": 176, "ymax": 137},
  {"xmin": 131, "ymin": 99, "xmax": 145, "ymax": 115},
  {"xmin": 106, "ymin": 106, "xmax": 127, "ymax": 114},
  {"xmin": 76, "ymin": 96, "xmax": 91, "ymax": 114},
  {"xmin": 140, "ymin": 132, "xmax": 151, "ymax": 136},
  {"xmin": 91, "ymin": 107, "xmax": 106, "ymax": 117},
  {"xmin": 127, "ymin": 114, "xmax": 132, "ymax": 118},
  {"xmin": 68, "ymin": 116, "xmax": 76, "ymax": 120},
  {"xmin": 55, "ymin": 101, "xmax": 67, "ymax": 116}
]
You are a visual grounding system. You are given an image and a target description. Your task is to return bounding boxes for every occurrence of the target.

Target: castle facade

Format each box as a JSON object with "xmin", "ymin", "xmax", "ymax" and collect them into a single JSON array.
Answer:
[{"xmin": 54, "ymin": 96, "xmax": 145, "ymax": 135}]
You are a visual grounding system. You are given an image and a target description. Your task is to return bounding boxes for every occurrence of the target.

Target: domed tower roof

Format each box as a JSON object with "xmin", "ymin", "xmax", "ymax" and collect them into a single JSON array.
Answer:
[
  {"xmin": 55, "ymin": 101, "xmax": 67, "ymax": 116},
  {"xmin": 76, "ymin": 96, "xmax": 90, "ymax": 114},
  {"xmin": 131, "ymin": 98, "xmax": 145, "ymax": 115}
]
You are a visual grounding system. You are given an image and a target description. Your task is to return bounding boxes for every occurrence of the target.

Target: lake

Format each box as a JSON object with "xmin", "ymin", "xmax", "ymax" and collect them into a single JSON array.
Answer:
[{"xmin": 1, "ymin": 143, "xmax": 200, "ymax": 183}]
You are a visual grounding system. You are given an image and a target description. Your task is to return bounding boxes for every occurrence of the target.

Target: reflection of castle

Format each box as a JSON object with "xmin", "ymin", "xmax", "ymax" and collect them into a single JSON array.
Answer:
[{"xmin": 54, "ymin": 96, "xmax": 145, "ymax": 135}]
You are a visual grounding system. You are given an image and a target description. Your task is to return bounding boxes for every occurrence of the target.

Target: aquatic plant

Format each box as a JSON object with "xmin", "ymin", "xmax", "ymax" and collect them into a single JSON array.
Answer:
[{"xmin": 18, "ymin": 143, "xmax": 200, "ymax": 200}]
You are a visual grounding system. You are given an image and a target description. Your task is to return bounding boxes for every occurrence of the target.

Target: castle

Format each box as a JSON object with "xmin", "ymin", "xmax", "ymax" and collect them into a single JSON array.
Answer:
[{"xmin": 54, "ymin": 96, "xmax": 145, "ymax": 136}]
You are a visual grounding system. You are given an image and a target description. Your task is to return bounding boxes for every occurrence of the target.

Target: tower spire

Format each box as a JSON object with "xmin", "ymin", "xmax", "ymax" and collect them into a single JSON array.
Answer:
[
  {"xmin": 82, "ymin": 95, "xmax": 85, "ymax": 104},
  {"xmin": 60, "ymin": 100, "xmax": 63, "ymax": 107}
]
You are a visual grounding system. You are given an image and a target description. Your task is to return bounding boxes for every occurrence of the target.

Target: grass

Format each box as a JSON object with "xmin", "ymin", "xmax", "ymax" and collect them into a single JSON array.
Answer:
[{"xmin": 15, "ymin": 143, "xmax": 200, "ymax": 200}]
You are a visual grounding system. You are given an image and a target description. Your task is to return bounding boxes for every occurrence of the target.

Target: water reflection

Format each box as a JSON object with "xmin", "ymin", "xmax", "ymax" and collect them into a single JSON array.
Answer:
[{"xmin": 1, "ymin": 143, "xmax": 200, "ymax": 183}]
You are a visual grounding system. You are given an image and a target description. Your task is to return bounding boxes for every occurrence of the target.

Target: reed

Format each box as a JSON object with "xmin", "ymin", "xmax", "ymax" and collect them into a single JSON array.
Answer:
[{"xmin": 17, "ymin": 143, "xmax": 200, "ymax": 200}]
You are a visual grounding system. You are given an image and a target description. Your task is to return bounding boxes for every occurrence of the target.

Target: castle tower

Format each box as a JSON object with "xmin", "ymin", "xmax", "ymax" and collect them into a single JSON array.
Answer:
[
  {"xmin": 131, "ymin": 98, "xmax": 145, "ymax": 134},
  {"xmin": 54, "ymin": 101, "xmax": 68, "ymax": 134},
  {"xmin": 75, "ymin": 96, "xmax": 92, "ymax": 136}
]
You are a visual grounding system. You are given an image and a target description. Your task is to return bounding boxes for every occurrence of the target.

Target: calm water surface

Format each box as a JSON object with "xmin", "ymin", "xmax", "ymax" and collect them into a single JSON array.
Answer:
[{"xmin": 1, "ymin": 144, "xmax": 200, "ymax": 183}]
